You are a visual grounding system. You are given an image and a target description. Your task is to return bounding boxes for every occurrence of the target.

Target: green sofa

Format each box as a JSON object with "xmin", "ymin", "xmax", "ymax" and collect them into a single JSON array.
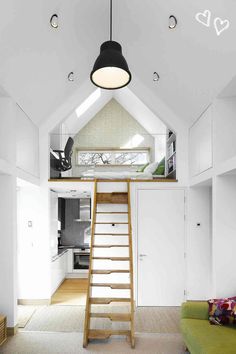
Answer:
[{"xmin": 181, "ymin": 301, "xmax": 236, "ymax": 354}]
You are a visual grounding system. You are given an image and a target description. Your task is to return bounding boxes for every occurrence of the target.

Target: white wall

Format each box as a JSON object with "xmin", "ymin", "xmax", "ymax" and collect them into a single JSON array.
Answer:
[
  {"xmin": 16, "ymin": 105, "xmax": 39, "ymax": 179},
  {"xmin": 0, "ymin": 98, "xmax": 16, "ymax": 165},
  {"xmin": 0, "ymin": 97, "xmax": 17, "ymax": 328},
  {"xmin": 212, "ymin": 175, "xmax": 236, "ymax": 298},
  {"xmin": 213, "ymin": 97, "xmax": 236, "ymax": 166},
  {"xmin": 17, "ymin": 179, "xmax": 51, "ymax": 300},
  {"xmin": 187, "ymin": 186, "xmax": 212, "ymax": 300},
  {"xmin": 0, "ymin": 175, "xmax": 17, "ymax": 328},
  {"xmin": 189, "ymin": 106, "xmax": 212, "ymax": 177},
  {"xmin": 50, "ymin": 190, "xmax": 58, "ymax": 258}
]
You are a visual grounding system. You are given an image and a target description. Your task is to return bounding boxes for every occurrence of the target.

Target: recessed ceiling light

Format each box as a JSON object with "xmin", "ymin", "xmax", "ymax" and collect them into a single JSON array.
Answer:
[
  {"xmin": 153, "ymin": 72, "xmax": 160, "ymax": 82},
  {"xmin": 68, "ymin": 72, "xmax": 75, "ymax": 82},
  {"xmin": 169, "ymin": 15, "xmax": 177, "ymax": 29},
  {"xmin": 50, "ymin": 14, "xmax": 58, "ymax": 29}
]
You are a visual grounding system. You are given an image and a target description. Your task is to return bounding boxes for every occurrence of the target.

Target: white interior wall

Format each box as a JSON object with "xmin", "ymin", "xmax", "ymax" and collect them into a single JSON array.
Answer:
[
  {"xmin": 187, "ymin": 186, "xmax": 212, "ymax": 300},
  {"xmin": 0, "ymin": 97, "xmax": 17, "ymax": 328},
  {"xmin": 17, "ymin": 179, "xmax": 51, "ymax": 300},
  {"xmin": 50, "ymin": 191, "xmax": 58, "ymax": 258},
  {"xmin": 0, "ymin": 98, "xmax": 16, "ymax": 165},
  {"xmin": 212, "ymin": 175, "xmax": 236, "ymax": 298},
  {"xmin": 0, "ymin": 174, "xmax": 17, "ymax": 328},
  {"xmin": 189, "ymin": 106, "xmax": 213, "ymax": 178},
  {"xmin": 213, "ymin": 97, "xmax": 236, "ymax": 166},
  {"xmin": 16, "ymin": 105, "xmax": 39, "ymax": 179},
  {"xmin": 189, "ymin": 92, "xmax": 236, "ymax": 300}
]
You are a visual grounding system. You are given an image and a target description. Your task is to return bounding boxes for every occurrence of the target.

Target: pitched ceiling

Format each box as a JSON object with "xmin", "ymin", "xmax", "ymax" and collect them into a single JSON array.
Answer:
[{"xmin": 0, "ymin": 0, "xmax": 235, "ymax": 127}]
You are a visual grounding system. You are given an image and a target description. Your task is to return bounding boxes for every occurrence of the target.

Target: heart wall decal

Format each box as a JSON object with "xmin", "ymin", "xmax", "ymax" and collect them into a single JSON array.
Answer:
[
  {"xmin": 195, "ymin": 10, "xmax": 211, "ymax": 27},
  {"xmin": 214, "ymin": 17, "xmax": 230, "ymax": 36}
]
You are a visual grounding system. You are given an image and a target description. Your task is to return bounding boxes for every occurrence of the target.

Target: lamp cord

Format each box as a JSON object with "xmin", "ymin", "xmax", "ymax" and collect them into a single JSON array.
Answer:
[{"xmin": 110, "ymin": 0, "xmax": 112, "ymax": 41}]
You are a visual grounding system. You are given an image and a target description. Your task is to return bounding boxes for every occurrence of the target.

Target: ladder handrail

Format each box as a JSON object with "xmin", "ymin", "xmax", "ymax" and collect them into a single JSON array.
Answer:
[
  {"xmin": 83, "ymin": 180, "xmax": 97, "ymax": 348},
  {"xmin": 127, "ymin": 181, "xmax": 135, "ymax": 348}
]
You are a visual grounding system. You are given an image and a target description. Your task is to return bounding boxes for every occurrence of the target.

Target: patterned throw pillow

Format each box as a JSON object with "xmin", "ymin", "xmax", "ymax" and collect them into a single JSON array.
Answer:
[{"xmin": 208, "ymin": 297, "xmax": 236, "ymax": 325}]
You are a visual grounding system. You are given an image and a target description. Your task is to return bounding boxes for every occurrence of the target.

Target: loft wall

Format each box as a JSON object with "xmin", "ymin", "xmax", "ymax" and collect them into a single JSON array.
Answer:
[
  {"xmin": 16, "ymin": 105, "xmax": 39, "ymax": 179},
  {"xmin": 72, "ymin": 99, "xmax": 156, "ymax": 176},
  {"xmin": 0, "ymin": 97, "xmax": 39, "ymax": 180}
]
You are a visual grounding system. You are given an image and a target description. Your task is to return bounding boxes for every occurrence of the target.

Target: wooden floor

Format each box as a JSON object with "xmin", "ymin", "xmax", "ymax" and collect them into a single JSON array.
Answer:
[{"xmin": 51, "ymin": 279, "xmax": 88, "ymax": 306}]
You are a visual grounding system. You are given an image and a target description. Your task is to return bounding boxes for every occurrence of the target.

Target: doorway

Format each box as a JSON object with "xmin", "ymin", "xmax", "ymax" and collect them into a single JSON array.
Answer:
[{"xmin": 137, "ymin": 189, "xmax": 185, "ymax": 306}]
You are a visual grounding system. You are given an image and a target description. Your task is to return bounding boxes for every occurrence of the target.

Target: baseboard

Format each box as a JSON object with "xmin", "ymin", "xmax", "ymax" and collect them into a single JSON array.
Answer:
[
  {"xmin": 7, "ymin": 324, "xmax": 18, "ymax": 336},
  {"xmin": 18, "ymin": 299, "xmax": 51, "ymax": 306}
]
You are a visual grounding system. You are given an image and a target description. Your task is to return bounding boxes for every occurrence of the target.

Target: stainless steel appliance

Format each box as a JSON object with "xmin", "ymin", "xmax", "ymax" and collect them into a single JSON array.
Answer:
[{"xmin": 73, "ymin": 248, "xmax": 90, "ymax": 270}]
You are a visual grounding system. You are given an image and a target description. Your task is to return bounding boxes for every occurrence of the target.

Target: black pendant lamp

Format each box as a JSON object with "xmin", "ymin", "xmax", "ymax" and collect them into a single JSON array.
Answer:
[{"xmin": 90, "ymin": 0, "xmax": 131, "ymax": 90}]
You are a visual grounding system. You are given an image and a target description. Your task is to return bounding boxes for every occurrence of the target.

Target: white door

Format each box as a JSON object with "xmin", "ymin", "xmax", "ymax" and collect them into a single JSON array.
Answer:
[{"xmin": 137, "ymin": 189, "xmax": 185, "ymax": 306}]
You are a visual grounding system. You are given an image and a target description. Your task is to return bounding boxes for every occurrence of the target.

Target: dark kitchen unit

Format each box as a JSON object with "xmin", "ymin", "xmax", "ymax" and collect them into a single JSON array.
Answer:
[
  {"xmin": 73, "ymin": 248, "xmax": 90, "ymax": 270},
  {"xmin": 58, "ymin": 196, "xmax": 91, "ymax": 252}
]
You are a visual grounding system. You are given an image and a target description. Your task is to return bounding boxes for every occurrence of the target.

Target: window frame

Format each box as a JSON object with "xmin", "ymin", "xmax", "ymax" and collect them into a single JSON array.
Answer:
[{"xmin": 76, "ymin": 147, "xmax": 150, "ymax": 167}]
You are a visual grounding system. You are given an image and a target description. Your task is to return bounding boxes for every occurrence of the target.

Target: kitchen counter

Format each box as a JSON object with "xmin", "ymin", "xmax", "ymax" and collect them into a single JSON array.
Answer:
[
  {"xmin": 52, "ymin": 245, "xmax": 90, "ymax": 262},
  {"xmin": 51, "ymin": 248, "xmax": 68, "ymax": 262},
  {"xmin": 58, "ymin": 245, "xmax": 90, "ymax": 250}
]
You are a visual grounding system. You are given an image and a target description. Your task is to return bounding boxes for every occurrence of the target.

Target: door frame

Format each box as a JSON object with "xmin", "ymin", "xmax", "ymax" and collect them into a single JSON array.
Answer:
[{"xmin": 132, "ymin": 185, "xmax": 187, "ymax": 307}]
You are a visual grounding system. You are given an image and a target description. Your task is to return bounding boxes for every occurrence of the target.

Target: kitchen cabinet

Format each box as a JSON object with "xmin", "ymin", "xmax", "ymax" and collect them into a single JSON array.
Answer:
[
  {"xmin": 67, "ymin": 249, "xmax": 73, "ymax": 273},
  {"xmin": 189, "ymin": 106, "xmax": 212, "ymax": 177},
  {"xmin": 51, "ymin": 251, "xmax": 68, "ymax": 295}
]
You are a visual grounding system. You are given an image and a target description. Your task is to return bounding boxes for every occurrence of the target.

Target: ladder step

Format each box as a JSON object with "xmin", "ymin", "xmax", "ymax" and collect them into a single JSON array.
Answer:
[
  {"xmin": 95, "ymin": 222, "xmax": 128, "ymax": 224},
  {"xmin": 96, "ymin": 212, "xmax": 128, "ymax": 214},
  {"xmin": 90, "ymin": 313, "xmax": 131, "ymax": 321},
  {"xmin": 90, "ymin": 297, "xmax": 131, "ymax": 305},
  {"xmin": 93, "ymin": 244, "xmax": 129, "ymax": 248},
  {"xmin": 92, "ymin": 270, "xmax": 130, "ymax": 274},
  {"xmin": 93, "ymin": 257, "xmax": 129, "ymax": 261},
  {"xmin": 94, "ymin": 233, "xmax": 129, "ymax": 236},
  {"xmin": 96, "ymin": 193, "xmax": 128, "ymax": 204},
  {"xmin": 88, "ymin": 329, "xmax": 131, "ymax": 340},
  {"xmin": 91, "ymin": 283, "xmax": 131, "ymax": 289}
]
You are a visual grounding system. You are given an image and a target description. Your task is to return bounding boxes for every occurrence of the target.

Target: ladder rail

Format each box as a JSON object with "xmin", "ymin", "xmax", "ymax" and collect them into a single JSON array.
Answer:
[
  {"xmin": 83, "ymin": 180, "xmax": 97, "ymax": 348},
  {"xmin": 83, "ymin": 180, "xmax": 135, "ymax": 348},
  {"xmin": 127, "ymin": 181, "xmax": 135, "ymax": 348}
]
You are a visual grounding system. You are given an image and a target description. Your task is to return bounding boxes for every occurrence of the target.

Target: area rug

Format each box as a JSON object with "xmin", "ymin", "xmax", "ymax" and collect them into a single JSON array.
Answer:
[
  {"xmin": 0, "ymin": 332, "xmax": 185, "ymax": 354},
  {"xmin": 17, "ymin": 306, "xmax": 37, "ymax": 328},
  {"xmin": 23, "ymin": 305, "xmax": 181, "ymax": 333}
]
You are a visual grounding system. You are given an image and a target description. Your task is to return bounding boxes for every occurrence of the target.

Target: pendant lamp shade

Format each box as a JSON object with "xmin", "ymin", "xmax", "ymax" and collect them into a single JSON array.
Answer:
[
  {"xmin": 90, "ymin": 0, "xmax": 131, "ymax": 90},
  {"xmin": 90, "ymin": 41, "xmax": 131, "ymax": 90}
]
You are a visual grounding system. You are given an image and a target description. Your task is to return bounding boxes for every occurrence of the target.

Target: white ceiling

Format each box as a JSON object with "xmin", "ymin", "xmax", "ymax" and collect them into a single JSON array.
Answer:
[
  {"xmin": 0, "ymin": 0, "xmax": 235, "ymax": 127},
  {"xmin": 219, "ymin": 75, "xmax": 236, "ymax": 98}
]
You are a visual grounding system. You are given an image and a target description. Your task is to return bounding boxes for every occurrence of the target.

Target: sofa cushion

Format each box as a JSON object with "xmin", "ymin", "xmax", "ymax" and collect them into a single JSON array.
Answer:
[
  {"xmin": 136, "ymin": 163, "xmax": 149, "ymax": 172},
  {"xmin": 181, "ymin": 318, "xmax": 236, "ymax": 354},
  {"xmin": 181, "ymin": 301, "xmax": 209, "ymax": 320},
  {"xmin": 144, "ymin": 161, "xmax": 159, "ymax": 174},
  {"xmin": 208, "ymin": 298, "xmax": 236, "ymax": 325}
]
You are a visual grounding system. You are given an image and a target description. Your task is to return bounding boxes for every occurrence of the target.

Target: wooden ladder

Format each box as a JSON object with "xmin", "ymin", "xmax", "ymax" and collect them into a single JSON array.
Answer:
[{"xmin": 83, "ymin": 180, "xmax": 135, "ymax": 348}]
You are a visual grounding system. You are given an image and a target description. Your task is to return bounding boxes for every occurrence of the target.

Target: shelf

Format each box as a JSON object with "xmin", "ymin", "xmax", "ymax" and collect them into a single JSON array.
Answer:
[
  {"xmin": 167, "ymin": 151, "xmax": 176, "ymax": 160},
  {"xmin": 167, "ymin": 133, "xmax": 176, "ymax": 145},
  {"xmin": 167, "ymin": 168, "xmax": 176, "ymax": 177},
  {"xmin": 74, "ymin": 219, "xmax": 91, "ymax": 222}
]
